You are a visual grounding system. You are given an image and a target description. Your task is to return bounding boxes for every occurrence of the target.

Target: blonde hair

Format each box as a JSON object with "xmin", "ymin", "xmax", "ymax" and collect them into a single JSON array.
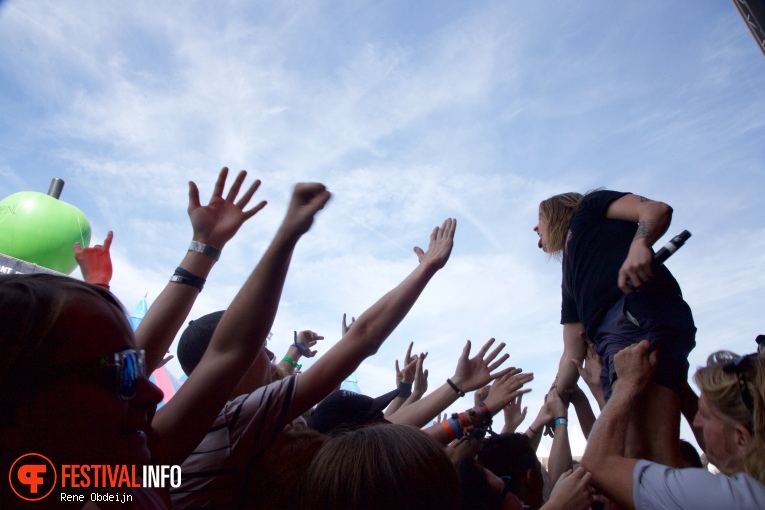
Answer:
[
  {"xmin": 538, "ymin": 192, "xmax": 584, "ymax": 259},
  {"xmin": 694, "ymin": 351, "xmax": 765, "ymax": 483}
]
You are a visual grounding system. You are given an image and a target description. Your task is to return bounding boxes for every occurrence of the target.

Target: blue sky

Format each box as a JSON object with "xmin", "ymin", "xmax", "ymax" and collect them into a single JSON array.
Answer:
[{"xmin": 1, "ymin": 1, "xmax": 764, "ymax": 456}]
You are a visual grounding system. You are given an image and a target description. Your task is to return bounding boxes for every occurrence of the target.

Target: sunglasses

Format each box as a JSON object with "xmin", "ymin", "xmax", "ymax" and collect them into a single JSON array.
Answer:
[
  {"xmin": 49, "ymin": 349, "xmax": 147, "ymax": 400},
  {"xmin": 722, "ymin": 354, "xmax": 756, "ymax": 416}
]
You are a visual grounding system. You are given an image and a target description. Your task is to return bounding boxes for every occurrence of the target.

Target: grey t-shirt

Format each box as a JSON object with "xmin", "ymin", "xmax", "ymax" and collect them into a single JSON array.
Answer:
[{"xmin": 633, "ymin": 459, "xmax": 765, "ymax": 510}]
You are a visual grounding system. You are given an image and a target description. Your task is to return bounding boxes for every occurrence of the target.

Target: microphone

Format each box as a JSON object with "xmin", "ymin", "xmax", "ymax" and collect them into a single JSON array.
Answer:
[
  {"xmin": 653, "ymin": 230, "xmax": 692, "ymax": 265},
  {"xmin": 626, "ymin": 230, "xmax": 691, "ymax": 290}
]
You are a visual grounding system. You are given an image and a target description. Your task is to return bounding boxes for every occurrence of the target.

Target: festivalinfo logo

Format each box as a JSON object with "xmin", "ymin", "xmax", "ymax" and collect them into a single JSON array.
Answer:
[{"xmin": 9, "ymin": 453, "xmax": 181, "ymax": 503}]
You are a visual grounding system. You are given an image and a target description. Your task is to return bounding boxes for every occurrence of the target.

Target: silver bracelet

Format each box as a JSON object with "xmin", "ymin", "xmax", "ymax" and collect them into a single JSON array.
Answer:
[{"xmin": 188, "ymin": 241, "xmax": 221, "ymax": 261}]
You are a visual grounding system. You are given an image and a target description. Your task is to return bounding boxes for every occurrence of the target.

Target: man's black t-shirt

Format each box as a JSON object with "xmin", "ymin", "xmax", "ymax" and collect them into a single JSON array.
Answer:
[{"xmin": 560, "ymin": 190, "xmax": 681, "ymax": 340}]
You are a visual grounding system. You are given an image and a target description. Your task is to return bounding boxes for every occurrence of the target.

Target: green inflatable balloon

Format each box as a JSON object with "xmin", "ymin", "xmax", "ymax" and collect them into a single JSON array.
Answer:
[{"xmin": 0, "ymin": 191, "xmax": 91, "ymax": 274}]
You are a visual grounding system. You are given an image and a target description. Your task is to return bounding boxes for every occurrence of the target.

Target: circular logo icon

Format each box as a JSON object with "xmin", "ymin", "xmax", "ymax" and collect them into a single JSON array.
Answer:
[{"xmin": 9, "ymin": 453, "xmax": 57, "ymax": 501}]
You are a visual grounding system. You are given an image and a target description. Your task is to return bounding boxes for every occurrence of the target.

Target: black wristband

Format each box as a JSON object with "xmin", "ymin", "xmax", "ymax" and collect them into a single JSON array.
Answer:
[
  {"xmin": 397, "ymin": 382, "xmax": 413, "ymax": 399},
  {"xmin": 447, "ymin": 378, "xmax": 465, "ymax": 397},
  {"xmin": 170, "ymin": 266, "xmax": 206, "ymax": 292}
]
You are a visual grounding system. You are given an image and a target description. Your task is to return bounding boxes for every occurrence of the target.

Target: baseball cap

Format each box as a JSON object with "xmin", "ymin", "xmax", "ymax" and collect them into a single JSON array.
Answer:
[
  {"xmin": 307, "ymin": 388, "xmax": 400, "ymax": 435},
  {"xmin": 177, "ymin": 310, "xmax": 225, "ymax": 376}
]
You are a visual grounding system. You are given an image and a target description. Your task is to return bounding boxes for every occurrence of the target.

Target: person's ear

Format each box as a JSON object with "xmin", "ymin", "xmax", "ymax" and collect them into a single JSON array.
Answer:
[
  {"xmin": 525, "ymin": 468, "xmax": 534, "ymax": 485},
  {"xmin": 734, "ymin": 423, "xmax": 753, "ymax": 453}
]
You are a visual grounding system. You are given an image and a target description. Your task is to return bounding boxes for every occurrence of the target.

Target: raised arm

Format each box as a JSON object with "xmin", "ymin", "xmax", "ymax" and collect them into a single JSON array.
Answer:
[
  {"xmin": 150, "ymin": 182, "xmax": 330, "ymax": 465},
  {"xmin": 605, "ymin": 193, "xmax": 673, "ymax": 294},
  {"xmin": 568, "ymin": 384, "xmax": 597, "ymax": 439},
  {"xmin": 422, "ymin": 368, "xmax": 534, "ymax": 444},
  {"xmin": 580, "ymin": 340, "xmax": 657, "ymax": 510},
  {"xmin": 136, "ymin": 167, "xmax": 267, "ymax": 371},
  {"xmin": 384, "ymin": 342, "xmax": 418, "ymax": 418},
  {"xmin": 557, "ymin": 322, "xmax": 587, "ymax": 395},
  {"xmin": 289, "ymin": 218, "xmax": 456, "ymax": 421},
  {"xmin": 546, "ymin": 386, "xmax": 573, "ymax": 486},
  {"xmin": 525, "ymin": 393, "xmax": 554, "ymax": 451},
  {"xmin": 404, "ymin": 352, "xmax": 429, "ymax": 405},
  {"xmin": 277, "ymin": 330, "xmax": 324, "ymax": 375},
  {"xmin": 388, "ymin": 338, "xmax": 514, "ymax": 429}
]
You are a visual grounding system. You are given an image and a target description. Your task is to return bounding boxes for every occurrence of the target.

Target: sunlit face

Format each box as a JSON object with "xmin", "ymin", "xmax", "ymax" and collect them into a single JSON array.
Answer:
[
  {"xmin": 693, "ymin": 392, "xmax": 745, "ymax": 474},
  {"xmin": 10, "ymin": 293, "xmax": 163, "ymax": 466},
  {"xmin": 533, "ymin": 211, "xmax": 548, "ymax": 252}
]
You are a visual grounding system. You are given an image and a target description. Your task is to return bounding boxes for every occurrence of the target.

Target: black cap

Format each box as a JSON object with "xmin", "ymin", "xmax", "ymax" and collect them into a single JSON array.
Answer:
[
  {"xmin": 177, "ymin": 310, "xmax": 225, "ymax": 376},
  {"xmin": 307, "ymin": 388, "xmax": 400, "ymax": 435}
]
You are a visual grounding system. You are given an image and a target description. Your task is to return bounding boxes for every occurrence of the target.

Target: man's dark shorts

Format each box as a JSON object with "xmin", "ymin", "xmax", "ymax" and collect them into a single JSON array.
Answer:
[{"xmin": 593, "ymin": 291, "xmax": 696, "ymax": 401}]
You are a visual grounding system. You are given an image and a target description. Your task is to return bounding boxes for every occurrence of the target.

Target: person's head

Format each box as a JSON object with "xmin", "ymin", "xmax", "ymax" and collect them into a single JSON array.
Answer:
[
  {"xmin": 178, "ymin": 310, "xmax": 274, "ymax": 392},
  {"xmin": 535, "ymin": 192, "xmax": 584, "ymax": 258},
  {"xmin": 678, "ymin": 439, "xmax": 703, "ymax": 468},
  {"xmin": 241, "ymin": 428, "xmax": 328, "ymax": 509},
  {"xmin": 177, "ymin": 310, "xmax": 225, "ymax": 376},
  {"xmin": 478, "ymin": 433, "xmax": 544, "ymax": 509},
  {"xmin": 693, "ymin": 350, "xmax": 765, "ymax": 483},
  {"xmin": 0, "ymin": 274, "xmax": 163, "ymax": 467},
  {"xmin": 307, "ymin": 389, "xmax": 397, "ymax": 436},
  {"xmin": 302, "ymin": 423, "xmax": 460, "ymax": 510}
]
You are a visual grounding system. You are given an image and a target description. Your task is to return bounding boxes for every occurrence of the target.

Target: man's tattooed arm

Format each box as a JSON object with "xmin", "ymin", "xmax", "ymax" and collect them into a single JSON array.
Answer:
[{"xmin": 633, "ymin": 220, "xmax": 653, "ymax": 241}]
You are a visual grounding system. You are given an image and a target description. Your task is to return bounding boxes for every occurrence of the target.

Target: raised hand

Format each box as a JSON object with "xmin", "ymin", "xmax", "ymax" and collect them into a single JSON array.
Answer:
[
  {"xmin": 74, "ymin": 230, "xmax": 113, "ymax": 286},
  {"xmin": 502, "ymin": 392, "xmax": 528, "ymax": 434},
  {"xmin": 412, "ymin": 218, "xmax": 457, "ymax": 270},
  {"xmin": 474, "ymin": 385, "xmax": 490, "ymax": 405},
  {"xmin": 188, "ymin": 167, "xmax": 267, "ymax": 249},
  {"xmin": 395, "ymin": 342, "xmax": 418, "ymax": 385},
  {"xmin": 571, "ymin": 342, "xmax": 603, "ymax": 391},
  {"xmin": 546, "ymin": 383, "xmax": 569, "ymax": 420},
  {"xmin": 483, "ymin": 368, "xmax": 534, "ymax": 414},
  {"xmin": 546, "ymin": 467, "xmax": 594, "ymax": 510},
  {"xmin": 341, "ymin": 313, "xmax": 355, "ymax": 337},
  {"xmin": 529, "ymin": 392, "xmax": 555, "ymax": 439},
  {"xmin": 412, "ymin": 353, "xmax": 429, "ymax": 396},
  {"xmin": 613, "ymin": 339, "xmax": 657, "ymax": 390},
  {"xmin": 450, "ymin": 338, "xmax": 513, "ymax": 392},
  {"xmin": 281, "ymin": 182, "xmax": 332, "ymax": 237},
  {"xmin": 295, "ymin": 330, "xmax": 324, "ymax": 358}
]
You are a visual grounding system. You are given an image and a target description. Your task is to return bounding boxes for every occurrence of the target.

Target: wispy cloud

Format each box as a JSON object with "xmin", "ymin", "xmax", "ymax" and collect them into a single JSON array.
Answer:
[{"xmin": 2, "ymin": 0, "xmax": 764, "ymax": 453}]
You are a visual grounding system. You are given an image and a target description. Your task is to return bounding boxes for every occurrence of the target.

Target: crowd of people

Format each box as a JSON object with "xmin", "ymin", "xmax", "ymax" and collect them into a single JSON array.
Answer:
[{"xmin": 0, "ymin": 167, "xmax": 763, "ymax": 509}]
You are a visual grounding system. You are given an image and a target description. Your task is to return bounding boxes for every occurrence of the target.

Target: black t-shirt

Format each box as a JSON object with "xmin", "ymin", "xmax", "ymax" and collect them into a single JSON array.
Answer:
[{"xmin": 560, "ymin": 190, "xmax": 680, "ymax": 339}]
